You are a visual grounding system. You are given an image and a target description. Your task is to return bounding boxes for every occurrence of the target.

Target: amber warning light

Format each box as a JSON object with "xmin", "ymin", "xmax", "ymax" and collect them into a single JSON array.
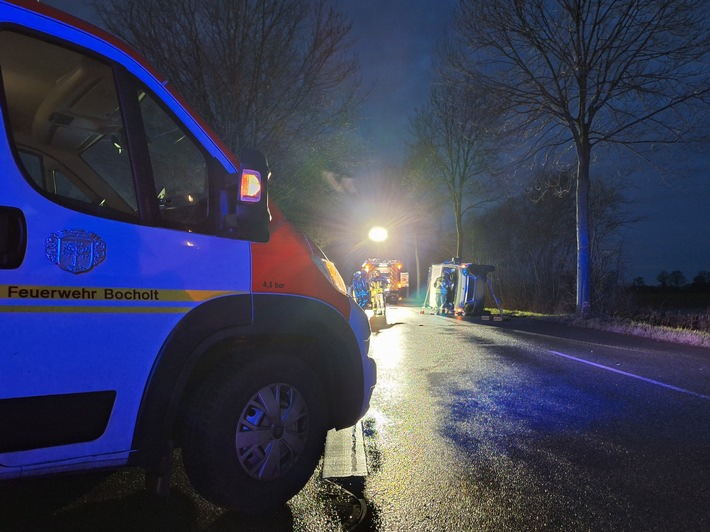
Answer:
[{"xmin": 240, "ymin": 169, "xmax": 262, "ymax": 202}]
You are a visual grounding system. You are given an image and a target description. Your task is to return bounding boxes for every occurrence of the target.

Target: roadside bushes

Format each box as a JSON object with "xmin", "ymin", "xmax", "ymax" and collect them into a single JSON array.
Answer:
[{"xmin": 467, "ymin": 172, "xmax": 629, "ymax": 315}]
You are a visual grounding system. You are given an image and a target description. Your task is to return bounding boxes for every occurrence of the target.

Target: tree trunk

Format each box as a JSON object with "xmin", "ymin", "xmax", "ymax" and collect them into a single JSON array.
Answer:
[
  {"xmin": 455, "ymin": 201, "xmax": 464, "ymax": 259},
  {"xmin": 576, "ymin": 144, "xmax": 592, "ymax": 316},
  {"xmin": 414, "ymin": 234, "xmax": 421, "ymax": 300}
]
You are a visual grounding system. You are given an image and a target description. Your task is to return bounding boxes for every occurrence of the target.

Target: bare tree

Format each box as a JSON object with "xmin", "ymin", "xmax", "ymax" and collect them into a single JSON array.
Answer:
[
  {"xmin": 667, "ymin": 270, "xmax": 687, "ymax": 289},
  {"xmin": 94, "ymin": 0, "xmax": 361, "ymax": 204},
  {"xmin": 453, "ymin": 0, "xmax": 710, "ymax": 315},
  {"xmin": 656, "ymin": 270, "xmax": 671, "ymax": 289},
  {"xmin": 400, "ymin": 157, "xmax": 450, "ymax": 294},
  {"xmin": 469, "ymin": 170, "xmax": 633, "ymax": 313},
  {"xmin": 692, "ymin": 271, "xmax": 710, "ymax": 289},
  {"xmin": 408, "ymin": 78, "xmax": 499, "ymax": 259}
]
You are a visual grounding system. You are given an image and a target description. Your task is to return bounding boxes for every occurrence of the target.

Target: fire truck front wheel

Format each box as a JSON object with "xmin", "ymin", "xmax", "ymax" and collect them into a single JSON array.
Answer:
[{"xmin": 181, "ymin": 353, "xmax": 328, "ymax": 512}]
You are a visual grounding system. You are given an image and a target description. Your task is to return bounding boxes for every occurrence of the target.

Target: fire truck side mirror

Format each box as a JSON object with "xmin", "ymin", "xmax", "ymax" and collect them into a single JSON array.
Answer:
[{"xmin": 218, "ymin": 148, "xmax": 271, "ymax": 243}]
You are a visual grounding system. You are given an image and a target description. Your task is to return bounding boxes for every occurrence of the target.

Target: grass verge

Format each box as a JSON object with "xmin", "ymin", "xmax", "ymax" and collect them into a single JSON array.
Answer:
[{"xmin": 491, "ymin": 309, "xmax": 710, "ymax": 348}]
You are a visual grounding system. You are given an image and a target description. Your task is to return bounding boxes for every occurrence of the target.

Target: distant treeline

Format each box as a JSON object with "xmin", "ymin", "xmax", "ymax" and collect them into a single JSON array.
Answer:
[
  {"xmin": 467, "ymin": 173, "xmax": 628, "ymax": 314},
  {"xmin": 631, "ymin": 271, "xmax": 710, "ymax": 292},
  {"xmin": 465, "ymin": 174, "xmax": 708, "ymax": 314}
]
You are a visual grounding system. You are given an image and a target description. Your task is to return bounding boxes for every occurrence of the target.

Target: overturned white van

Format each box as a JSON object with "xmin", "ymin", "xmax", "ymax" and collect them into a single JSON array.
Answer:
[{"xmin": 425, "ymin": 259, "xmax": 496, "ymax": 316}]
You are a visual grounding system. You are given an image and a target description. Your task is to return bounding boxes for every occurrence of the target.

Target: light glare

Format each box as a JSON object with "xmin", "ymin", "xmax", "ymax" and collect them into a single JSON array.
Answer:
[{"xmin": 368, "ymin": 226, "xmax": 388, "ymax": 242}]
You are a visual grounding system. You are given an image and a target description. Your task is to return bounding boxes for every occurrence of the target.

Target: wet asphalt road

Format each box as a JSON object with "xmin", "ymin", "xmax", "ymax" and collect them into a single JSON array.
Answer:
[
  {"xmin": 2, "ymin": 304, "xmax": 709, "ymax": 530},
  {"xmin": 362, "ymin": 306, "xmax": 710, "ymax": 530}
]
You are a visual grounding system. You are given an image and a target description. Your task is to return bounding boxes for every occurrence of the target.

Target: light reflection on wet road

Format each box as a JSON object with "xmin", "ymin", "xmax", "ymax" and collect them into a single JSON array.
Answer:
[
  {"xmin": 359, "ymin": 305, "xmax": 710, "ymax": 530},
  {"xmin": 2, "ymin": 304, "xmax": 709, "ymax": 530}
]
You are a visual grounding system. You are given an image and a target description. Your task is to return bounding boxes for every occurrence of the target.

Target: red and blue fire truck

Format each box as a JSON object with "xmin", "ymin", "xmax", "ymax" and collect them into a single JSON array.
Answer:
[{"xmin": 0, "ymin": 0, "xmax": 375, "ymax": 513}]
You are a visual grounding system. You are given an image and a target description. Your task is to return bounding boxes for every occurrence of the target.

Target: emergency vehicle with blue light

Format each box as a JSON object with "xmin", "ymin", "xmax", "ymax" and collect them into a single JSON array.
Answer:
[{"xmin": 0, "ymin": 0, "xmax": 375, "ymax": 513}]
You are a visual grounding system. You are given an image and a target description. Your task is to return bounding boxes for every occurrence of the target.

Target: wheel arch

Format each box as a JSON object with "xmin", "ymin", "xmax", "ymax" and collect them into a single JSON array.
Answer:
[{"xmin": 130, "ymin": 293, "xmax": 366, "ymax": 472}]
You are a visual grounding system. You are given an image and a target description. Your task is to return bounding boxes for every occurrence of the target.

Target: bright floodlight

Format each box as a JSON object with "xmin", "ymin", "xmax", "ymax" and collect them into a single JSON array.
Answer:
[{"xmin": 368, "ymin": 226, "xmax": 388, "ymax": 242}]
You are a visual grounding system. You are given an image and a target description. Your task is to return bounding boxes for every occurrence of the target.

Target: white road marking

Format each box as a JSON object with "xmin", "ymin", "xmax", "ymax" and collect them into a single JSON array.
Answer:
[{"xmin": 549, "ymin": 350, "xmax": 710, "ymax": 401}]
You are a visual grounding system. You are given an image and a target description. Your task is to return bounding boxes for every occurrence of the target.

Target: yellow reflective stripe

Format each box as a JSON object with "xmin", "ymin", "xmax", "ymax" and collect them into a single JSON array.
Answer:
[
  {"xmin": 0, "ymin": 285, "xmax": 243, "ymax": 302},
  {"xmin": 0, "ymin": 305, "xmax": 192, "ymax": 314},
  {"xmin": 183, "ymin": 289, "xmax": 239, "ymax": 301}
]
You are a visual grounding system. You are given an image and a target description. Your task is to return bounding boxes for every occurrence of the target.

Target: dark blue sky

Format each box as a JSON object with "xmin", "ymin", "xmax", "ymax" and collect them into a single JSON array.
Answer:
[
  {"xmin": 333, "ymin": 0, "xmax": 458, "ymax": 166},
  {"xmin": 43, "ymin": 0, "xmax": 709, "ymax": 284},
  {"xmin": 625, "ymin": 164, "xmax": 708, "ymax": 284},
  {"xmin": 335, "ymin": 1, "xmax": 710, "ymax": 284}
]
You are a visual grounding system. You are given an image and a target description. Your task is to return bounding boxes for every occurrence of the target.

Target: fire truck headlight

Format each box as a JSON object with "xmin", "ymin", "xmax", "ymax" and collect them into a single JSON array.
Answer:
[{"xmin": 313, "ymin": 257, "xmax": 348, "ymax": 295}]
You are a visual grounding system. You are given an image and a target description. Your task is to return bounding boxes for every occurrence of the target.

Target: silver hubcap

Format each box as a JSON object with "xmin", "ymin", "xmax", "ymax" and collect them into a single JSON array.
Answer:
[{"xmin": 235, "ymin": 383, "xmax": 309, "ymax": 480}]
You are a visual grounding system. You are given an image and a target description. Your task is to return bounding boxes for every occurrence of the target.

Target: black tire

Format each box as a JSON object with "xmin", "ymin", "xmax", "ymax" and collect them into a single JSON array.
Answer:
[{"xmin": 181, "ymin": 353, "xmax": 328, "ymax": 512}]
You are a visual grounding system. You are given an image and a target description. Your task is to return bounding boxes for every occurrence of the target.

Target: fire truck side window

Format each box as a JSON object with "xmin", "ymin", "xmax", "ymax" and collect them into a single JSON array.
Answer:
[
  {"xmin": 0, "ymin": 31, "xmax": 137, "ymax": 216},
  {"xmin": 139, "ymin": 90, "xmax": 209, "ymax": 227}
]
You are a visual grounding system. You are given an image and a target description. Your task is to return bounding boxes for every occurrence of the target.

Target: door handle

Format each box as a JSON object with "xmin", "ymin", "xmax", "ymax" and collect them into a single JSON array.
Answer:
[{"xmin": 0, "ymin": 207, "xmax": 27, "ymax": 269}]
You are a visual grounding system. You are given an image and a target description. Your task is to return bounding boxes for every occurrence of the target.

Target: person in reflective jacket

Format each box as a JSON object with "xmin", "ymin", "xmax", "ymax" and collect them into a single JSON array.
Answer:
[
  {"xmin": 370, "ymin": 272, "xmax": 386, "ymax": 316},
  {"xmin": 434, "ymin": 274, "xmax": 449, "ymax": 315}
]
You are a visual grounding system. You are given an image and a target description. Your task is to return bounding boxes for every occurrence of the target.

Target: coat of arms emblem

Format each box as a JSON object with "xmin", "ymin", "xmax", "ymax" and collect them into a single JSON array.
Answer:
[{"xmin": 45, "ymin": 229, "xmax": 106, "ymax": 274}]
